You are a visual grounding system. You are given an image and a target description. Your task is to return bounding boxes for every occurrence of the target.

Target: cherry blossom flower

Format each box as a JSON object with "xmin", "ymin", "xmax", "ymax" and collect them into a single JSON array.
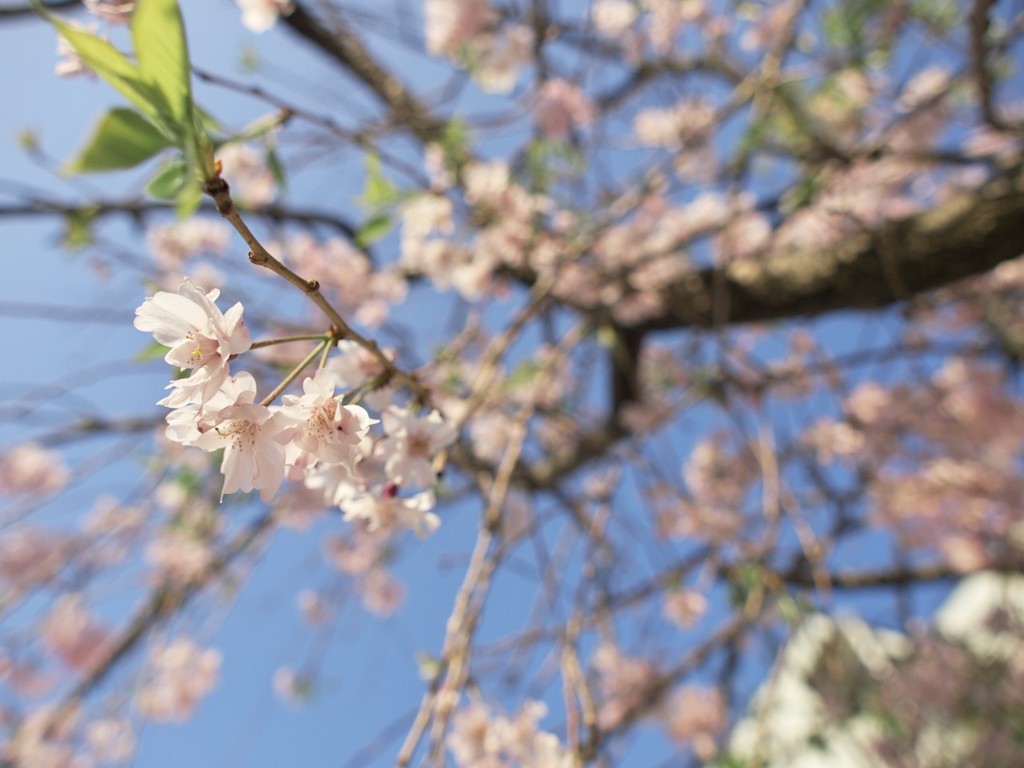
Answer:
[
  {"xmin": 191, "ymin": 373, "xmax": 289, "ymax": 501},
  {"xmin": 360, "ymin": 568, "xmax": 406, "ymax": 615},
  {"xmin": 591, "ymin": 0, "xmax": 637, "ymax": 37},
  {"xmin": 0, "ymin": 527, "xmax": 71, "ymax": 593},
  {"xmin": 802, "ymin": 419, "xmax": 867, "ymax": 463},
  {"xmin": 448, "ymin": 699, "xmax": 573, "ymax": 768},
  {"xmin": 324, "ymin": 340, "xmax": 397, "ymax": 411},
  {"xmin": 303, "ymin": 456, "xmax": 364, "ymax": 509},
  {"xmin": 662, "ymin": 685, "xmax": 725, "ymax": 760},
  {"xmin": 663, "ymin": 589, "xmax": 708, "ymax": 628},
  {"xmin": 739, "ymin": 0, "xmax": 799, "ymax": 52},
  {"xmin": 55, "ymin": 31, "xmax": 92, "ymax": 78},
  {"xmin": 147, "ymin": 218, "xmax": 230, "ymax": 273},
  {"xmin": 424, "ymin": 0, "xmax": 496, "ymax": 57},
  {"xmin": 278, "ymin": 369, "xmax": 376, "ymax": 467},
  {"xmin": 134, "ymin": 278, "xmax": 251, "ymax": 406},
  {"xmin": 643, "ymin": 0, "xmax": 705, "ymax": 53},
  {"xmin": 83, "ymin": 0, "xmax": 134, "ymax": 23},
  {"xmin": 236, "ymin": 0, "xmax": 294, "ymax": 34},
  {"xmin": 447, "ymin": 701, "xmax": 495, "ymax": 766},
  {"xmin": 898, "ymin": 65, "xmax": 951, "ymax": 111},
  {"xmin": 81, "ymin": 496, "xmax": 146, "ymax": 568},
  {"xmin": 4, "ymin": 706, "xmax": 85, "ymax": 768},
  {"xmin": 215, "ymin": 142, "xmax": 277, "ymax": 205},
  {"xmin": 273, "ymin": 666, "xmax": 312, "ymax": 705},
  {"xmin": 136, "ymin": 639, "xmax": 221, "ymax": 722},
  {"xmin": 324, "ymin": 530, "xmax": 386, "ymax": 575},
  {"xmin": 85, "ymin": 718, "xmax": 136, "ymax": 763},
  {"xmin": 475, "ymin": 24, "xmax": 534, "ymax": 94},
  {"xmin": 633, "ymin": 98, "xmax": 715, "ymax": 148},
  {"xmin": 0, "ymin": 652, "xmax": 56, "ymax": 698},
  {"xmin": 342, "ymin": 486, "xmax": 440, "ymax": 537},
  {"xmin": 534, "ymin": 79, "xmax": 593, "ymax": 140},
  {"xmin": 40, "ymin": 594, "xmax": 113, "ymax": 672},
  {"xmin": 0, "ymin": 442, "xmax": 69, "ymax": 496},
  {"xmin": 669, "ymin": 433, "xmax": 758, "ymax": 543},
  {"xmin": 297, "ymin": 589, "xmax": 329, "ymax": 625},
  {"xmin": 379, "ymin": 407, "xmax": 458, "ymax": 488},
  {"xmin": 145, "ymin": 530, "xmax": 214, "ymax": 585},
  {"xmin": 592, "ymin": 643, "xmax": 659, "ymax": 729},
  {"xmin": 469, "ymin": 411, "xmax": 514, "ymax": 463}
]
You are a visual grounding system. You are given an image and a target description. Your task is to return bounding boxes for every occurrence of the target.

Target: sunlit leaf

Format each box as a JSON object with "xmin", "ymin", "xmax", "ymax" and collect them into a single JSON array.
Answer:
[
  {"xmin": 61, "ymin": 209, "xmax": 96, "ymax": 250},
  {"xmin": 266, "ymin": 146, "xmax": 287, "ymax": 192},
  {"xmin": 146, "ymin": 159, "xmax": 187, "ymax": 199},
  {"xmin": 32, "ymin": 1, "xmax": 170, "ymax": 134},
  {"xmin": 356, "ymin": 212, "xmax": 392, "ymax": 246},
  {"xmin": 132, "ymin": 0, "xmax": 192, "ymax": 126},
  {"xmin": 361, "ymin": 152, "xmax": 397, "ymax": 210},
  {"xmin": 175, "ymin": 174, "xmax": 203, "ymax": 219},
  {"xmin": 64, "ymin": 108, "xmax": 173, "ymax": 174}
]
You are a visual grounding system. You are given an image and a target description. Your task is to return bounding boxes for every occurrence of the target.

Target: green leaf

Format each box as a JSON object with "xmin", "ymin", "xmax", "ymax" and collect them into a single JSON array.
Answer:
[
  {"xmin": 441, "ymin": 119, "xmax": 471, "ymax": 170},
  {"xmin": 147, "ymin": 159, "xmax": 187, "ymax": 199},
  {"xmin": 356, "ymin": 212, "xmax": 392, "ymax": 246},
  {"xmin": 64, "ymin": 108, "xmax": 173, "ymax": 174},
  {"xmin": 176, "ymin": 175, "xmax": 203, "ymax": 219},
  {"xmin": 131, "ymin": 0, "xmax": 218, "ymax": 184},
  {"xmin": 132, "ymin": 0, "xmax": 192, "ymax": 126},
  {"xmin": 148, "ymin": 159, "xmax": 203, "ymax": 218},
  {"xmin": 361, "ymin": 152, "xmax": 397, "ymax": 210},
  {"xmin": 62, "ymin": 208, "xmax": 97, "ymax": 250},
  {"xmin": 32, "ymin": 2, "xmax": 170, "ymax": 134},
  {"xmin": 35, "ymin": 0, "xmax": 219, "ymax": 184},
  {"xmin": 266, "ymin": 146, "xmax": 287, "ymax": 192}
]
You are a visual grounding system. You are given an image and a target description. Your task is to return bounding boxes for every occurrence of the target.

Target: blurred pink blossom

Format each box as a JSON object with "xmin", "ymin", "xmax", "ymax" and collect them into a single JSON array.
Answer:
[
  {"xmin": 137, "ymin": 639, "xmax": 221, "ymax": 722},
  {"xmin": 534, "ymin": 79, "xmax": 593, "ymax": 140},
  {"xmin": 0, "ymin": 442, "xmax": 69, "ymax": 497}
]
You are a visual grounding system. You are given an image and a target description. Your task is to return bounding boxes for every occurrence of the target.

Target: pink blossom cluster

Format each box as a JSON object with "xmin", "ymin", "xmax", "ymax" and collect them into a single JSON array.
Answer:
[
  {"xmin": 591, "ymin": 644, "xmax": 726, "ymax": 756},
  {"xmin": 83, "ymin": 0, "xmax": 135, "ymax": 24},
  {"xmin": 134, "ymin": 279, "xmax": 455, "ymax": 535},
  {"xmin": 136, "ymin": 638, "xmax": 221, "ymax": 722},
  {"xmin": 215, "ymin": 143, "xmax": 278, "ymax": 208},
  {"xmin": 0, "ymin": 442, "xmax": 69, "ymax": 498},
  {"xmin": 4, "ymin": 704, "xmax": 138, "ymax": 766},
  {"xmin": 448, "ymin": 699, "xmax": 573, "ymax": 768},
  {"xmin": 324, "ymin": 529, "xmax": 407, "ymax": 615},
  {"xmin": 284, "ymin": 234, "xmax": 408, "ymax": 327},
  {"xmin": 423, "ymin": 0, "xmax": 533, "ymax": 93},
  {"xmin": 400, "ymin": 160, "xmax": 553, "ymax": 300},
  {"xmin": 804, "ymin": 359, "xmax": 1024, "ymax": 569}
]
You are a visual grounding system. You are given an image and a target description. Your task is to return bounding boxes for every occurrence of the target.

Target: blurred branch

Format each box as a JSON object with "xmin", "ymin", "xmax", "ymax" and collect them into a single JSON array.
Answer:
[
  {"xmin": 282, "ymin": 2, "xmax": 446, "ymax": 143},
  {"xmin": 778, "ymin": 560, "xmax": 1024, "ymax": 590},
  {"xmin": 0, "ymin": 198, "xmax": 361, "ymax": 238},
  {"xmin": 0, "ymin": 0, "xmax": 78, "ymax": 18},
  {"xmin": 624, "ymin": 167, "xmax": 1024, "ymax": 331},
  {"xmin": 970, "ymin": 0, "xmax": 1003, "ymax": 129}
]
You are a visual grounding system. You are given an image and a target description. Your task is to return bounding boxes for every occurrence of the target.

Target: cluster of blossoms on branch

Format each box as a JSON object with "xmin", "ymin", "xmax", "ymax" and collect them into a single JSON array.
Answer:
[{"xmin": 133, "ymin": 278, "xmax": 456, "ymax": 536}]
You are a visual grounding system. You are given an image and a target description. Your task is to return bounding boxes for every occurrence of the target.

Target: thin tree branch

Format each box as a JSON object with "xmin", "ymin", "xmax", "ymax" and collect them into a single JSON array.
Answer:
[{"xmin": 281, "ymin": 2, "xmax": 446, "ymax": 144}]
